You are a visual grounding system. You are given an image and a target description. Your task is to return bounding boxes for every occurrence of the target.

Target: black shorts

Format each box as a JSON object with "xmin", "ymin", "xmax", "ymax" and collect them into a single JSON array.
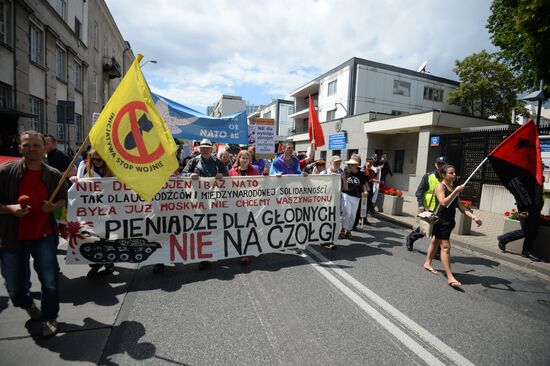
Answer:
[{"xmin": 432, "ymin": 219, "xmax": 455, "ymax": 240}]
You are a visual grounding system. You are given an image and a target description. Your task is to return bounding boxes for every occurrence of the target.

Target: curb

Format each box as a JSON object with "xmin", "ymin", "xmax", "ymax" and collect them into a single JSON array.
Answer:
[{"xmin": 373, "ymin": 212, "xmax": 550, "ymax": 280}]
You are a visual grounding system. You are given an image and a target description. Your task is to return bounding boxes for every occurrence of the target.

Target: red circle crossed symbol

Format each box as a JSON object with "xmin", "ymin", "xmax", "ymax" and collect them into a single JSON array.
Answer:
[{"xmin": 112, "ymin": 101, "xmax": 165, "ymax": 164}]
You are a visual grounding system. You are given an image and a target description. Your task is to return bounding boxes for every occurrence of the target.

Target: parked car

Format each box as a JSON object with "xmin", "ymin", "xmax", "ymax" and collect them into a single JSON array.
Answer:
[{"xmin": 0, "ymin": 155, "xmax": 20, "ymax": 164}]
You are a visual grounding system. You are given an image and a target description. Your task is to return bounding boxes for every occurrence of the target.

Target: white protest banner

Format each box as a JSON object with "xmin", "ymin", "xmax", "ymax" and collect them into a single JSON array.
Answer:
[
  {"xmin": 255, "ymin": 118, "xmax": 275, "ymax": 155},
  {"xmin": 66, "ymin": 175, "xmax": 340, "ymax": 265}
]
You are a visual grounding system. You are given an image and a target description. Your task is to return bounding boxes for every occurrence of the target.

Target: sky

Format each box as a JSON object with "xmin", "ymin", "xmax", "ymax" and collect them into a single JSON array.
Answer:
[{"xmin": 105, "ymin": 0, "xmax": 497, "ymax": 114}]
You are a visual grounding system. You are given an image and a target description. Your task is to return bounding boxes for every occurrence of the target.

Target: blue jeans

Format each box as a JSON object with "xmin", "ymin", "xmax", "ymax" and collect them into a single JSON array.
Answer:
[{"xmin": 0, "ymin": 235, "xmax": 59, "ymax": 320}]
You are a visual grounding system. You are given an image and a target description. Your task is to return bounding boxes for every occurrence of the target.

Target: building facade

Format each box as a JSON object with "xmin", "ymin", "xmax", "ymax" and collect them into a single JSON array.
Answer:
[
  {"xmin": 210, "ymin": 94, "xmax": 246, "ymax": 117},
  {"xmin": 288, "ymin": 57, "xmax": 462, "ymax": 135},
  {"xmin": 0, "ymin": 0, "xmax": 133, "ymax": 154},
  {"xmin": 288, "ymin": 57, "xmax": 508, "ymax": 192}
]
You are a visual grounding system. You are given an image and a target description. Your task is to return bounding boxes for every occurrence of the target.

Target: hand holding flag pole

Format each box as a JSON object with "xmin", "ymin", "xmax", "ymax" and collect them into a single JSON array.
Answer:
[{"xmin": 48, "ymin": 135, "xmax": 90, "ymax": 203}]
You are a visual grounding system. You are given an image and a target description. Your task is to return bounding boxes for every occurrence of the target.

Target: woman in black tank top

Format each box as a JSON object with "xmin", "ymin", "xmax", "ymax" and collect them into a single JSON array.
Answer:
[{"xmin": 422, "ymin": 165, "xmax": 482, "ymax": 289}]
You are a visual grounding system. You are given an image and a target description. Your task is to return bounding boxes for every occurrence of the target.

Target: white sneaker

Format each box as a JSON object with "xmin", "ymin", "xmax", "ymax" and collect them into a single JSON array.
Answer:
[{"xmin": 42, "ymin": 319, "xmax": 59, "ymax": 338}]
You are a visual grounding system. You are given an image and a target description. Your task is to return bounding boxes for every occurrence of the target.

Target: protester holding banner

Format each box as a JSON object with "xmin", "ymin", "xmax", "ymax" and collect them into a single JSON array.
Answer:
[
  {"xmin": 228, "ymin": 150, "xmax": 261, "ymax": 263},
  {"xmin": 182, "ymin": 138, "xmax": 228, "ymax": 270},
  {"xmin": 320, "ymin": 156, "xmax": 348, "ymax": 249},
  {"xmin": 422, "ymin": 165, "xmax": 482, "ymax": 290},
  {"xmin": 0, "ymin": 130, "xmax": 68, "ymax": 338},
  {"xmin": 183, "ymin": 139, "xmax": 228, "ymax": 180},
  {"xmin": 70, "ymin": 149, "xmax": 116, "ymax": 278},
  {"xmin": 229, "ymin": 150, "xmax": 260, "ymax": 177},
  {"xmin": 269, "ymin": 143, "xmax": 305, "ymax": 176}
]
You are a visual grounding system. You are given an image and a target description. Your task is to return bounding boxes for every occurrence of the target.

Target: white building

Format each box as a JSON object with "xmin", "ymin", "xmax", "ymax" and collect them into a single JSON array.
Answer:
[
  {"xmin": 289, "ymin": 57, "xmax": 462, "ymax": 135},
  {"xmin": 211, "ymin": 95, "xmax": 246, "ymax": 117},
  {"xmin": 248, "ymin": 99, "xmax": 294, "ymax": 137},
  {"xmin": 288, "ymin": 57, "xmax": 508, "ymax": 193}
]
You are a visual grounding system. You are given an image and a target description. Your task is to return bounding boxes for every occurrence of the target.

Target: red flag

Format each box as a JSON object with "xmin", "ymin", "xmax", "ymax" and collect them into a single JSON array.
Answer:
[
  {"xmin": 488, "ymin": 120, "xmax": 543, "ymax": 210},
  {"xmin": 277, "ymin": 143, "xmax": 283, "ymax": 153},
  {"xmin": 308, "ymin": 96, "xmax": 325, "ymax": 148}
]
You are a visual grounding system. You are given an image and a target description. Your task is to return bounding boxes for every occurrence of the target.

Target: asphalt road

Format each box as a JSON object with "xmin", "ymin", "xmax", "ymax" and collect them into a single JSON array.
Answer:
[
  {"xmin": 1, "ymin": 219, "xmax": 549, "ymax": 365},
  {"xmin": 101, "ymin": 219, "xmax": 550, "ymax": 366}
]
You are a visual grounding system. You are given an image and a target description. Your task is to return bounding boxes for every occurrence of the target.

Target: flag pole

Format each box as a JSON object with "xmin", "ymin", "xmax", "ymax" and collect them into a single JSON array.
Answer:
[
  {"xmin": 447, "ymin": 157, "xmax": 488, "ymax": 206},
  {"xmin": 462, "ymin": 157, "xmax": 488, "ymax": 186},
  {"xmin": 48, "ymin": 135, "xmax": 90, "ymax": 203}
]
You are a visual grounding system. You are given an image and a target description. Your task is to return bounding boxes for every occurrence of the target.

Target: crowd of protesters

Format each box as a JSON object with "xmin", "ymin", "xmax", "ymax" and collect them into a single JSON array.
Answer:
[{"xmin": 3, "ymin": 131, "xmax": 543, "ymax": 340}]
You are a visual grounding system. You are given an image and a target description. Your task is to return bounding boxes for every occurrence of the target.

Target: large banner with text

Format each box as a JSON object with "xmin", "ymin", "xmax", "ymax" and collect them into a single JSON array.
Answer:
[{"xmin": 66, "ymin": 175, "xmax": 340, "ymax": 264}]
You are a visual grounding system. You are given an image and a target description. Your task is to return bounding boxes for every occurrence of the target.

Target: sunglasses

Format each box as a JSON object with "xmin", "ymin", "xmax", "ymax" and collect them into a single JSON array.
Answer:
[{"xmin": 91, "ymin": 157, "xmax": 103, "ymax": 162}]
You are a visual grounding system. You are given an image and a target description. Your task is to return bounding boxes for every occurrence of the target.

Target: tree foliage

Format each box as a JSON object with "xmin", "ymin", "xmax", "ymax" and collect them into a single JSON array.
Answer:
[
  {"xmin": 487, "ymin": 0, "xmax": 550, "ymax": 92},
  {"xmin": 448, "ymin": 50, "xmax": 526, "ymax": 122}
]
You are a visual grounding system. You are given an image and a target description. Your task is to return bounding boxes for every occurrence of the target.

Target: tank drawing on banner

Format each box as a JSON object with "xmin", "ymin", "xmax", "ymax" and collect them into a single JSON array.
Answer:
[
  {"xmin": 78, "ymin": 233, "xmax": 162, "ymax": 263},
  {"xmin": 67, "ymin": 221, "xmax": 161, "ymax": 263}
]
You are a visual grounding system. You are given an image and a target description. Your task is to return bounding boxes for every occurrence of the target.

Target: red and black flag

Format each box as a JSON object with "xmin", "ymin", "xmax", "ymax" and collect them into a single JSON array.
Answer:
[{"xmin": 488, "ymin": 120, "xmax": 543, "ymax": 210}]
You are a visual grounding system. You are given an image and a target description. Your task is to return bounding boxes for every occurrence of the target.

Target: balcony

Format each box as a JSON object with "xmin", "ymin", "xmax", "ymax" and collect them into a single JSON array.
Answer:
[{"xmin": 103, "ymin": 57, "xmax": 122, "ymax": 79}]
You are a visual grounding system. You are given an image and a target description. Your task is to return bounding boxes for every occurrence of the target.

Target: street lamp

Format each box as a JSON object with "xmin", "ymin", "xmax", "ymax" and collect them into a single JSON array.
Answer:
[
  {"xmin": 522, "ymin": 80, "xmax": 546, "ymax": 129},
  {"xmin": 140, "ymin": 59, "xmax": 158, "ymax": 68},
  {"xmin": 335, "ymin": 102, "xmax": 348, "ymax": 117}
]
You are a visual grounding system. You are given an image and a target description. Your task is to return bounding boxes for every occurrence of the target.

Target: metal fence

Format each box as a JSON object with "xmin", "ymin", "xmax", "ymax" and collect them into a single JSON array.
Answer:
[{"xmin": 436, "ymin": 124, "xmax": 550, "ymax": 208}]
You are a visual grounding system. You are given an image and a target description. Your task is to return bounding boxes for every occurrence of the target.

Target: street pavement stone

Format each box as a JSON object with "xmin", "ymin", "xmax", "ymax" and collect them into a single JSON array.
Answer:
[{"xmin": 372, "ymin": 194, "xmax": 550, "ymax": 279}]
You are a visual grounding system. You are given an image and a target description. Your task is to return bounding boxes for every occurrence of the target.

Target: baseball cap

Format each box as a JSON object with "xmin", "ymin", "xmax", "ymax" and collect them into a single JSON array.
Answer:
[
  {"xmin": 330, "ymin": 155, "xmax": 342, "ymax": 162},
  {"xmin": 199, "ymin": 138, "xmax": 213, "ymax": 147},
  {"xmin": 345, "ymin": 159, "xmax": 359, "ymax": 165},
  {"xmin": 435, "ymin": 156, "xmax": 448, "ymax": 164}
]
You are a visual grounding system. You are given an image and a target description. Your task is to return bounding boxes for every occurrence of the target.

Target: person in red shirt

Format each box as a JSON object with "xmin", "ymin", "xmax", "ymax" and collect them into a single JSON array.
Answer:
[
  {"xmin": 0, "ymin": 131, "xmax": 67, "ymax": 338},
  {"xmin": 228, "ymin": 150, "xmax": 260, "ymax": 263}
]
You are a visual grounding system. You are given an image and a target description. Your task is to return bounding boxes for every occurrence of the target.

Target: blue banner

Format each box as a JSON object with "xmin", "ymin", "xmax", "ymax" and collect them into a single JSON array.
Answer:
[{"xmin": 152, "ymin": 93, "xmax": 248, "ymax": 144}]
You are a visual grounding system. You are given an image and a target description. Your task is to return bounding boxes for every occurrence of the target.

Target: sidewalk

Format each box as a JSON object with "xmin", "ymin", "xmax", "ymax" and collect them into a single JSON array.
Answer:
[{"xmin": 372, "ymin": 194, "xmax": 550, "ymax": 280}]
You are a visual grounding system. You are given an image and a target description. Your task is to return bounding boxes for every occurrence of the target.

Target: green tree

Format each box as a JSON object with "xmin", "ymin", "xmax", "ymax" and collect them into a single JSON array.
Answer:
[
  {"xmin": 448, "ymin": 50, "xmax": 526, "ymax": 121},
  {"xmin": 487, "ymin": 0, "xmax": 550, "ymax": 91}
]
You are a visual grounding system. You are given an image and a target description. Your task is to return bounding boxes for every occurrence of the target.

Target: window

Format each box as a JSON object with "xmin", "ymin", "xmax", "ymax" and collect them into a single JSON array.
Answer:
[
  {"xmin": 423, "ymin": 86, "xmax": 444, "ymax": 102},
  {"xmin": 55, "ymin": 46, "xmax": 66, "ymax": 81},
  {"xmin": 0, "ymin": 82, "xmax": 12, "ymax": 109},
  {"xmin": 30, "ymin": 96, "xmax": 44, "ymax": 132},
  {"xmin": 393, "ymin": 150, "xmax": 405, "ymax": 173},
  {"xmin": 93, "ymin": 71, "xmax": 98, "ymax": 102},
  {"xmin": 75, "ymin": 113, "xmax": 83, "ymax": 143},
  {"xmin": 57, "ymin": 0, "xmax": 67, "ymax": 21},
  {"xmin": 263, "ymin": 111, "xmax": 271, "ymax": 118},
  {"xmin": 102, "ymin": 36, "xmax": 108, "ymax": 57},
  {"xmin": 93, "ymin": 22, "xmax": 99, "ymax": 50},
  {"xmin": 391, "ymin": 110, "xmax": 407, "ymax": 116},
  {"xmin": 326, "ymin": 109, "xmax": 336, "ymax": 121},
  {"xmin": 0, "ymin": 0, "xmax": 12, "ymax": 45},
  {"xmin": 30, "ymin": 23, "xmax": 42, "ymax": 65},
  {"xmin": 74, "ymin": 18, "xmax": 81, "ymax": 40},
  {"xmin": 327, "ymin": 80, "xmax": 337, "ymax": 96},
  {"xmin": 393, "ymin": 80, "xmax": 410, "ymax": 96},
  {"xmin": 73, "ymin": 61, "xmax": 82, "ymax": 91},
  {"xmin": 56, "ymin": 123, "xmax": 65, "ymax": 142}
]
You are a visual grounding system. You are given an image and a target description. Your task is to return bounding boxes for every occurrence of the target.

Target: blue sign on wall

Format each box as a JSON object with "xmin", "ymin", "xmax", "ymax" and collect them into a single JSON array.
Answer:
[
  {"xmin": 541, "ymin": 137, "xmax": 550, "ymax": 153},
  {"xmin": 328, "ymin": 133, "xmax": 347, "ymax": 150},
  {"xmin": 430, "ymin": 136, "xmax": 440, "ymax": 147}
]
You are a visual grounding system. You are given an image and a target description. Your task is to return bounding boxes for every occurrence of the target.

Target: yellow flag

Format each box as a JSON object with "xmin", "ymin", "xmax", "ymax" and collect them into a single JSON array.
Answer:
[{"xmin": 89, "ymin": 54, "xmax": 178, "ymax": 201}]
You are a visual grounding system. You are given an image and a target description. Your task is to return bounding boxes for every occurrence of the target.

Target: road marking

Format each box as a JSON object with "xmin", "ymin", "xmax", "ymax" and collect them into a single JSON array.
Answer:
[{"xmin": 305, "ymin": 247, "xmax": 476, "ymax": 366}]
